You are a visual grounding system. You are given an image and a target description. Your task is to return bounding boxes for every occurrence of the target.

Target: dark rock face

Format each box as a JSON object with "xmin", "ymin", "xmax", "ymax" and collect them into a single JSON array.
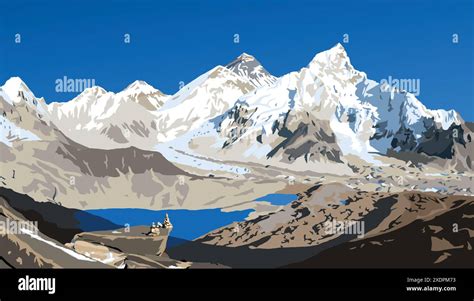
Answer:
[
  {"xmin": 218, "ymin": 103, "xmax": 257, "ymax": 148},
  {"xmin": 218, "ymin": 105, "xmax": 343, "ymax": 163},
  {"xmin": 415, "ymin": 124, "xmax": 466, "ymax": 159},
  {"xmin": 0, "ymin": 189, "xmax": 111, "ymax": 268},
  {"xmin": 225, "ymin": 53, "xmax": 276, "ymax": 88},
  {"xmin": 0, "ymin": 187, "xmax": 120, "ymax": 243},
  {"xmin": 267, "ymin": 117, "xmax": 343, "ymax": 163},
  {"xmin": 389, "ymin": 126, "xmax": 418, "ymax": 151},
  {"xmin": 372, "ymin": 118, "xmax": 474, "ymax": 170}
]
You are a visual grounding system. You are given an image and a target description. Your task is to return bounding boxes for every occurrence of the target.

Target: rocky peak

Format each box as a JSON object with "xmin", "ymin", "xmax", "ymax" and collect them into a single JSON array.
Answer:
[{"xmin": 225, "ymin": 53, "xmax": 277, "ymax": 88}]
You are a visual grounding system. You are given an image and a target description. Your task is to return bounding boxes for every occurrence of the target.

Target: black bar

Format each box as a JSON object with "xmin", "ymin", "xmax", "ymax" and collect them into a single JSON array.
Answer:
[{"xmin": 0, "ymin": 268, "xmax": 472, "ymax": 299}]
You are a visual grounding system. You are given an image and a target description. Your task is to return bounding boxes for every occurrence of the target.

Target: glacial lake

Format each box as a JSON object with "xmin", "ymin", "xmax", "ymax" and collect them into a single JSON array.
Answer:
[
  {"xmin": 81, "ymin": 193, "xmax": 297, "ymax": 242},
  {"xmin": 82, "ymin": 208, "xmax": 252, "ymax": 242},
  {"xmin": 254, "ymin": 193, "xmax": 298, "ymax": 205}
]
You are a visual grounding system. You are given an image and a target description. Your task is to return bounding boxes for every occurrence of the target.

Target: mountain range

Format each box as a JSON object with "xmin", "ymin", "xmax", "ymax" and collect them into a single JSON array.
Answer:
[
  {"xmin": 1, "ymin": 43, "xmax": 473, "ymax": 270},
  {"xmin": 2, "ymin": 43, "xmax": 471, "ymax": 173},
  {"xmin": 1, "ymin": 43, "xmax": 473, "ymax": 210}
]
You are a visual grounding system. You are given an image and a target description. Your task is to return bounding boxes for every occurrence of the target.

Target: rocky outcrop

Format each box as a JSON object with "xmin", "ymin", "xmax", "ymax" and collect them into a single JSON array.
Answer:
[
  {"xmin": 72, "ymin": 225, "xmax": 172, "ymax": 258},
  {"xmin": 197, "ymin": 184, "xmax": 474, "ymax": 250},
  {"xmin": 386, "ymin": 123, "xmax": 474, "ymax": 171},
  {"xmin": 0, "ymin": 188, "xmax": 217, "ymax": 269},
  {"xmin": 0, "ymin": 188, "xmax": 119, "ymax": 243},
  {"xmin": 286, "ymin": 196, "xmax": 474, "ymax": 268},
  {"xmin": 0, "ymin": 195, "xmax": 109, "ymax": 268},
  {"xmin": 165, "ymin": 184, "xmax": 474, "ymax": 268},
  {"xmin": 65, "ymin": 240, "xmax": 126, "ymax": 268}
]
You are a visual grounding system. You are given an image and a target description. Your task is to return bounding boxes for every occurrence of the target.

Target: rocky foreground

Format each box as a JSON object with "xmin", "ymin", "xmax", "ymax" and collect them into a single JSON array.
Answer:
[
  {"xmin": 168, "ymin": 183, "xmax": 474, "ymax": 268},
  {"xmin": 1, "ymin": 182, "xmax": 473, "ymax": 269},
  {"xmin": 0, "ymin": 189, "xmax": 110, "ymax": 268},
  {"xmin": 0, "ymin": 188, "xmax": 223, "ymax": 269}
]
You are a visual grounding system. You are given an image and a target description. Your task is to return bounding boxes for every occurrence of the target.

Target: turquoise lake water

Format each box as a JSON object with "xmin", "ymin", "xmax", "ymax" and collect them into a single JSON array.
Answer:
[{"xmin": 80, "ymin": 193, "xmax": 297, "ymax": 241}]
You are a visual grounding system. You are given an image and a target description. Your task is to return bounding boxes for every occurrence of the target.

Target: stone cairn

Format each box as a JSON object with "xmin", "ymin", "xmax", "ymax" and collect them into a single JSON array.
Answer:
[
  {"xmin": 147, "ymin": 213, "xmax": 173, "ymax": 236},
  {"xmin": 162, "ymin": 213, "xmax": 173, "ymax": 228}
]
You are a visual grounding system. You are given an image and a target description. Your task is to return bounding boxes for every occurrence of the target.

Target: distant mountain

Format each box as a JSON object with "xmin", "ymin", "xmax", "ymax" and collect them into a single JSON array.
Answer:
[
  {"xmin": 182, "ymin": 44, "xmax": 473, "ymax": 171},
  {"xmin": 120, "ymin": 80, "xmax": 169, "ymax": 110},
  {"xmin": 0, "ymin": 77, "xmax": 55, "ymax": 146},
  {"xmin": 152, "ymin": 65, "xmax": 255, "ymax": 142},
  {"xmin": 47, "ymin": 80, "xmax": 168, "ymax": 149},
  {"xmin": 0, "ymin": 78, "xmax": 279, "ymax": 210},
  {"xmin": 2, "ymin": 44, "xmax": 472, "ymax": 173},
  {"xmin": 46, "ymin": 57, "xmax": 264, "ymax": 148},
  {"xmin": 0, "ymin": 78, "xmax": 199, "ymax": 209},
  {"xmin": 225, "ymin": 53, "xmax": 277, "ymax": 88}
]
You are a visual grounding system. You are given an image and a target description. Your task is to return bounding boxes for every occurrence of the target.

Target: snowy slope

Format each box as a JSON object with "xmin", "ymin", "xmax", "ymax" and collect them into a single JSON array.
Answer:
[
  {"xmin": 0, "ymin": 116, "xmax": 40, "ymax": 147},
  {"xmin": 152, "ymin": 65, "xmax": 255, "ymax": 142}
]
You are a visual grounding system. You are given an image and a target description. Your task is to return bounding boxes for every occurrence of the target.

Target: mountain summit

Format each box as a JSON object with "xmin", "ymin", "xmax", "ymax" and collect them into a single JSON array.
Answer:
[
  {"xmin": 120, "ymin": 80, "xmax": 168, "ymax": 110},
  {"xmin": 225, "ymin": 53, "xmax": 277, "ymax": 88},
  {"xmin": 1, "ymin": 77, "xmax": 40, "ymax": 106}
]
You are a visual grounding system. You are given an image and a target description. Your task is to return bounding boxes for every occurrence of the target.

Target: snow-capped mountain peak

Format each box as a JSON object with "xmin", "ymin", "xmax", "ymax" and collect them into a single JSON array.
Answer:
[
  {"xmin": 80, "ymin": 85, "xmax": 108, "ymax": 97},
  {"xmin": 1, "ymin": 77, "xmax": 37, "ymax": 105},
  {"xmin": 225, "ymin": 53, "xmax": 277, "ymax": 88},
  {"xmin": 4, "ymin": 44, "xmax": 470, "ymax": 172},
  {"xmin": 45, "ymin": 64, "xmax": 255, "ymax": 148},
  {"xmin": 159, "ymin": 65, "xmax": 250, "ymax": 111},
  {"xmin": 123, "ymin": 80, "xmax": 159, "ymax": 94},
  {"xmin": 198, "ymin": 44, "xmax": 469, "ymax": 170},
  {"xmin": 308, "ymin": 43, "xmax": 355, "ymax": 78},
  {"xmin": 119, "ymin": 80, "xmax": 168, "ymax": 110},
  {"xmin": 0, "ymin": 77, "xmax": 52, "ymax": 147},
  {"xmin": 0, "ymin": 77, "xmax": 50, "ymax": 119},
  {"xmin": 310, "ymin": 43, "xmax": 349, "ymax": 63},
  {"xmin": 152, "ymin": 65, "xmax": 255, "ymax": 142},
  {"xmin": 236, "ymin": 52, "xmax": 256, "ymax": 62}
]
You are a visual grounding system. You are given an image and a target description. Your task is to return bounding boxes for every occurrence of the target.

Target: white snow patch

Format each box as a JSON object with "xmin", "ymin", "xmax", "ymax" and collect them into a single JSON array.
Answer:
[
  {"xmin": 19, "ymin": 228, "xmax": 96, "ymax": 262},
  {"xmin": 0, "ymin": 117, "xmax": 41, "ymax": 147}
]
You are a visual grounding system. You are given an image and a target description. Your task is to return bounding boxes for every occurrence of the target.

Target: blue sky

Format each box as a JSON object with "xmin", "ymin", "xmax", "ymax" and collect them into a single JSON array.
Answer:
[{"xmin": 1, "ymin": 0, "xmax": 473, "ymax": 120}]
